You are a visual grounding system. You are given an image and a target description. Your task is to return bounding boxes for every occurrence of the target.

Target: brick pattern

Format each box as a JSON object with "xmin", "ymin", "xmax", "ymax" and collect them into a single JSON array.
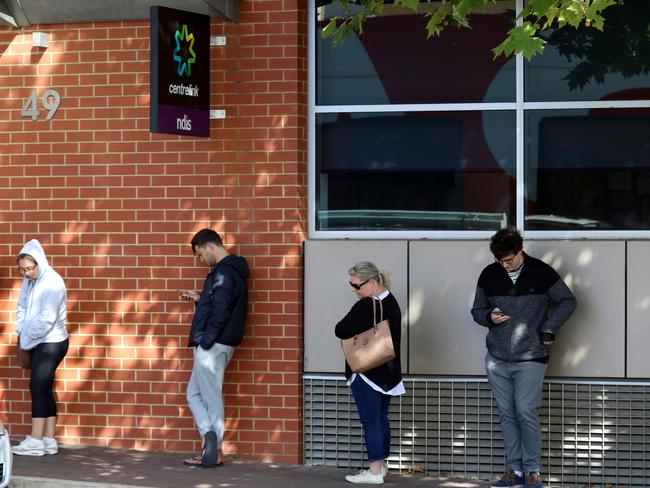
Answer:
[{"xmin": 0, "ymin": 0, "xmax": 307, "ymax": 463}]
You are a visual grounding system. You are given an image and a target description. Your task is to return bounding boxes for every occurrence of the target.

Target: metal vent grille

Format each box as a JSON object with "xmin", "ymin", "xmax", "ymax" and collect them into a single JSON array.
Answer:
[{"xmin": 304, "ymin": 376, "xmax": 650, "ymax": 487}]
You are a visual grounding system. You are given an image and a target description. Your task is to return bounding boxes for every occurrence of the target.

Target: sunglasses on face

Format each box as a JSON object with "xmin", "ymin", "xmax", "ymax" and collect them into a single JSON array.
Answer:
[{"xmin": 349, "ymin": 279, "xmax": 369, "ymax": 290}]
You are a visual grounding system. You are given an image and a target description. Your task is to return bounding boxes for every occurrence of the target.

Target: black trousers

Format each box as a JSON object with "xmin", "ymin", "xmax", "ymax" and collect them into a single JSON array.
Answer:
[{"xmin": 30, "ymin": 339, "xmax": 69, "ymax": 418}]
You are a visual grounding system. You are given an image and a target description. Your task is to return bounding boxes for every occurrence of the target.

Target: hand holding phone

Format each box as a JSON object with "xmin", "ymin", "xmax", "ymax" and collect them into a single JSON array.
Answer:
[
  {"xmin": 491, "ymin": 307, "xmax": 509, "ymax": 323},
  {"xmin": 177, "ymin": 289, "xmax": 198, "ymax": 302}
]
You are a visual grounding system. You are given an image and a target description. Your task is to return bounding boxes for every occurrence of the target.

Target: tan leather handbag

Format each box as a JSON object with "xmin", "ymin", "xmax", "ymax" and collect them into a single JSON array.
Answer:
[{"xmin": 341, "ymin": 298, "xmax": 395, "ymax": 373}]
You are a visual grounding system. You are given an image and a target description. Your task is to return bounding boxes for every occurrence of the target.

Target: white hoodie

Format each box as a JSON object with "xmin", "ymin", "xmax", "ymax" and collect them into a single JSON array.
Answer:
[{"xmin": 16, "ymin": 239, "xmax": 68, "ymax": 350}]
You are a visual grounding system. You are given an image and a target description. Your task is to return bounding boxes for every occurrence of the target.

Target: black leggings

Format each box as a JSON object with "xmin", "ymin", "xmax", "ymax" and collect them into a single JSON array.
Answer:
[{"xmin": 29, "ymin": 339, "xmax": 69, "ymax": 418}]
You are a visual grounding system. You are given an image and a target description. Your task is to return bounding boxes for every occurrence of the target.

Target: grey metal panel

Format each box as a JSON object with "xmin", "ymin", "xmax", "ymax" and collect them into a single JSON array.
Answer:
[
  {"xmin": 626, "ymin": 242, "xmax": 650, "ymax": 378},
  {"xmin": 1, "ymin": 0, "xmax": 238, "ymax": 27},
  {"xmin": 526, "ymin": 241, "xmax": 625, "ymax": 378},
  {"xmin": 303, "ymin": 240, "xmax": 408, "ymax": 373},
  {"xmin": 408, "ymin": 240, "xmax": 625, "ymax": 377},
  {"xmin": 408, "ymin": 240, "xmax": 493, "ymax": 375},
  {"xmin": 304, "ymin": 375, "xmax": 650, "ymax": 487}
]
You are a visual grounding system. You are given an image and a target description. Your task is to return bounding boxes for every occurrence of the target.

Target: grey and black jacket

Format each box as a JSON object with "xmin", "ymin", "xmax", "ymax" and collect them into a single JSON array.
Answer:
[{"xmin": 471, "ymin": 252, "xmax": 577, "ymax": 363}]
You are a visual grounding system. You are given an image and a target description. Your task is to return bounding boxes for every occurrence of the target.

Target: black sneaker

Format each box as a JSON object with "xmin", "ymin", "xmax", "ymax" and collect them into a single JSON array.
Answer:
[
  {"xmin": 524, "ymin": 472, "xmax": 542, "ymax": 488},
  {"xmin": 491, "ymin": 470, "xmax": 525, "ymax": 488}
]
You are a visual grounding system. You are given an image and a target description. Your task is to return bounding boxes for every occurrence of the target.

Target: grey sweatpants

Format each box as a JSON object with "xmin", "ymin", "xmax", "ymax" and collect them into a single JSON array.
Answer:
[{"xmin": 186, "ymin": 343, "xmax": 235, "ymax": 446}]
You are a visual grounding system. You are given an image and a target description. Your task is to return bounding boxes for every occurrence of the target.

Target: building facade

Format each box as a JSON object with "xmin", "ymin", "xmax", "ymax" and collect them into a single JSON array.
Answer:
[
  {"xmin": 2, "ymin": 0, "xmax": 650, "ymax": 486},
  {"xmin": 1, "ymin": 0, "xmax": 306, "ymax": 463},
  {"xmin": 305, "ymin": 2, "xmax": 650, "ymax": 487}
]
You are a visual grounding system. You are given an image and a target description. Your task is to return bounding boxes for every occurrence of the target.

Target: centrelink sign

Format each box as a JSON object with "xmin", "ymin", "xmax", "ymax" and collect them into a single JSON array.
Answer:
[{"xmin": 150, "ymin": 6, "xmax": 210, "ymax": 137}]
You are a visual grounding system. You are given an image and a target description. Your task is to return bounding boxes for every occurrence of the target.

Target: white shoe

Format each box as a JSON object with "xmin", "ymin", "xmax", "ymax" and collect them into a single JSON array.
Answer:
[
  {"xmin": 12, "ymin": 436, "xmax": 45, "ymax": 456},
  {"xmin": 381, "ymin": 463, "xmax": 388, "ymax": 477},
  {"xmin": 345, "ymin": 470, "xmax": 384, "ymax": 484},
  {"xmin": 43, "ymin": 436, "xmax": 58, "ymax": 455}
]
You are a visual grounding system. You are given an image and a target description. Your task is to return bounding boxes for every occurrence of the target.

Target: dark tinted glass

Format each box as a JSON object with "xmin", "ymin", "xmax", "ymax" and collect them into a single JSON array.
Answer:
[
  {"xmin": 316, "ymin": 2, "xmax": 516, "ymax": 105},
  {"xmin": 525, "ymin": 0, "xmax": 650, "ymax": 102},
  {"xmin": 524, "ymin": 108, "xmax": 650, "ymax": 230},
  {"xmin": 316, "ymin": 111, "xmax": 515, "ymax": 231}
]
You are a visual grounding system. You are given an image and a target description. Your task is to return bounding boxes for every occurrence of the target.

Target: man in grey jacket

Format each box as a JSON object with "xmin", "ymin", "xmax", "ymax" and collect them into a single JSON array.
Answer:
[{"xmin": 471, "ymin": 228, "xmax": 576, "ymax": 488}]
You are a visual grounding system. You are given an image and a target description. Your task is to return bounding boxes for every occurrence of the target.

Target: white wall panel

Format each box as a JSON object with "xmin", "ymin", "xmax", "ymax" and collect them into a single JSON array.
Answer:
[
  {"xmin": 409, "ymin": 240, "xmax": 492, "ymax": 375},
  {"xmin": 408, "ymin": 240, "xmax": 625, "ymax": 377},
  {"xmin": 305, "ymin": 239, "xmax": 626, "ymax": 378},
  {"xmin": 303, "ymin": 240, "xmax": 408, "ymax": 373},
  {"xmin": 626, "ymin": 241, "xmax": 650, "ymax": 378},
  {"xmin": 525, "ymin": 241, "xmax": 624, "ymax": 377}
]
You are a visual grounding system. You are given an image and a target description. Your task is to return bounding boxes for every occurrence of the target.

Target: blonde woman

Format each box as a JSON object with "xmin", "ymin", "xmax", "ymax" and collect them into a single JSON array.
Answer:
[{"xmin": 335, "ymin": 261, "xmax": 404, "ymax": 485}]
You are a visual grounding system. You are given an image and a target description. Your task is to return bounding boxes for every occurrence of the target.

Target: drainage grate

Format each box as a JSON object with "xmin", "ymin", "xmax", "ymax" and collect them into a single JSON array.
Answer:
[{"xmin": 304, "ymin": 375, "xmax": 650, "ymax": 487}]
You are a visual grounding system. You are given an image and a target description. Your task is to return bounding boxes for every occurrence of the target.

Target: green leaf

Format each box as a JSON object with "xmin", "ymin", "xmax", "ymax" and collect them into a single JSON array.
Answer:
[
  {"xmin": 558, "ymin": 0, "xmax": 587, "ymax": 28},
  {"xmin": 425, "ymin": 8, "xmax": 450, "ymax": 38},
  {"xmin": 494, "ymin": 22, "xmax": 546, "ymax": 60},
  {"xmin": 524, "ymin": 0, "xmax": 558, "ymax": 16},
  {"xmin": 398, "ymin": 0, "xmax": 421, "ymax": 11},
  {"xmin": 351, "ymin": 12, "xmax": 365, "ymax": 33},
  {"xmin": 321, "ymin": 19, "xmax": 338, "ymax": 39},
  {"xmin": 586, "ymin": 0, "xmax": 616, "ymax": 29},
  {"xmin": 454, "ymin": 0, "xmax": 488, "ymax": 18},
  {"xmin": 449, "ymin": 11, "xmax": 471, "ymax": 28}
]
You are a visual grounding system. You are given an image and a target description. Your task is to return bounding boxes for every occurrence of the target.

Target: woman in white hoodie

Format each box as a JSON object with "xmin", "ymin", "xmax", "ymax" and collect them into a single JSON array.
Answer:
[{"xmin": 12, "ymin": 239, "xmax": 69, "ymax": 457}]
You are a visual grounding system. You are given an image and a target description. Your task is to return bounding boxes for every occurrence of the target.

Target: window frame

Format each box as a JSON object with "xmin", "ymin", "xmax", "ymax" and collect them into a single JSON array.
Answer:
[{"xmin": 308, "ymin": 0, "xmax": 650, "ymax": 239}]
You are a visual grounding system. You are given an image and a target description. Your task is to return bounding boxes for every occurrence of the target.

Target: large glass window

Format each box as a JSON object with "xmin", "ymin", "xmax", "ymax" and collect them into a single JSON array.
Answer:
[
  {"xmin": 525, "ymin": 1, "xmax": 650, "ymax": 102},
  {"xmin": 311, "ymin": 0, "xmax": 650, "ymax": 236},
  {"xmin": 316, "ymin": 111, "xmax": 515, "ymax": 230},
  {"xmin": 316, "ymin": 1, "xmax": 516, "ymax": 105},
  {"xmin": 525, "ymin": 108, "xmax": 650, "ymax": 230}
]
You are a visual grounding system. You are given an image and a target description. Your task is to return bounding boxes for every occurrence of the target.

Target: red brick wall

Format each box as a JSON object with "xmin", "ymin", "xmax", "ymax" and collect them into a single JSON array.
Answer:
[{"xmin": 0, "ymin": 1, "xmax": 307, "ymax": 463}]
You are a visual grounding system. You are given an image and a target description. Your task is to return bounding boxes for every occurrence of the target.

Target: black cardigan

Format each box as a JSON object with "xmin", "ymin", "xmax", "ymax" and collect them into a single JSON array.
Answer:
[{"xmin": 335, "ymin": 293, "xmax": 403, "ymax": 391}]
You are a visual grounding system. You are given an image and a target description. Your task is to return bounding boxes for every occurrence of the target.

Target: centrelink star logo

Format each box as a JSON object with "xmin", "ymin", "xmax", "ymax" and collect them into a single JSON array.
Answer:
[{"xmin": 172, "ymin": 24, "xmax": 196, "ymax": 77}]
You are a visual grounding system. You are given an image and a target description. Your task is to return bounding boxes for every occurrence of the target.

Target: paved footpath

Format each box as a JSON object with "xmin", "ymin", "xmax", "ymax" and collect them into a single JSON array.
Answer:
[{"xmin": 9, "ymin": 444, "xmax": 492, "ymax": 488}]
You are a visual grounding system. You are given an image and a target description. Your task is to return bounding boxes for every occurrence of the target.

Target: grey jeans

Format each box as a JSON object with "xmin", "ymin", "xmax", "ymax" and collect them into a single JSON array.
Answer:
[
  {"xmin": 485, "ymin": 352, "xmax": 547, "ymax": 474},
  {"xmin": 186, "ymin": 343, "xmax": 235, "ymax": 445}
]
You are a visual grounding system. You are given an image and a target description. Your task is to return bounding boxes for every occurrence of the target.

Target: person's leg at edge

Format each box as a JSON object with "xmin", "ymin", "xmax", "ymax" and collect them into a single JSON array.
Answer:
[
  {"xmin": 186, "ymin": 350, "xmax": 210, "ymax": 464},
  {"xmin": 350, "ymin": 376, "xmax": 387, "ymax": 476},
  {"xmin": 380, "ymin": 392, "xmax": 391, "ymax": 458},
  {"xmin": 44, "ymin": 417, "xmax": 58, "ymax": 438},
  {"xmin": 513, "ymin": 360, "xmax": 547, "ymax": 476},
  {"xmin": 485, "ymin": 353, "xmax": 523, "ymax": 475},
  {"xmin": 379, "ymin": 391, "xmax": 391, "ymax": 475}
]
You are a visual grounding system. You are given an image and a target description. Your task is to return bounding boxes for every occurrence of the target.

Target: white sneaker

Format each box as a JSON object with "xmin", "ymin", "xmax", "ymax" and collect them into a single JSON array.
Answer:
[
  {"xmin": 43, "ymin": 436, "xmax": 58, "ymax": 455},
  {"xmin": 345, "ymin": 470, "xmax": 384, "ymax": 484},
  {"xmin": 12, "ymin": 436, "xmax": 45, "ymax": 456},
  {"xmin": 381, "ymin": 463, "xmax": 388, "ymax": 477}
]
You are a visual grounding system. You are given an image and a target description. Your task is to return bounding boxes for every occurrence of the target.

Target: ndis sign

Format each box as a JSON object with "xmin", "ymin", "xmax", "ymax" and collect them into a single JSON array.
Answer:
[{"xmin": 150, "ymin": 6, "xmax": 210, "ymax": 137}]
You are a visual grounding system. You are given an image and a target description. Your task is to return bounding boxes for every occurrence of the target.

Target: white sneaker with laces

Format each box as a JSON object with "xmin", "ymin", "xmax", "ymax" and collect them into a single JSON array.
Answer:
[
  {"xmin": 12, "ymin": 436, "xmax": 45, "ymax": 456},
  {"xmin": 345, "ymin": 470, "xmax": 384, "ymax": 484},
  {"xmin": 43, "ymin": 436, "xmax": 58, "ymax": 455}
]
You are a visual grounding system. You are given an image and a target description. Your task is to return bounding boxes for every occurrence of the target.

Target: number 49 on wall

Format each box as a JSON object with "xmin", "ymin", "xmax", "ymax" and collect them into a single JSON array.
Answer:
[{"xmin": 21, "ymin": 89, "xmax": 61, "ymax": 121}]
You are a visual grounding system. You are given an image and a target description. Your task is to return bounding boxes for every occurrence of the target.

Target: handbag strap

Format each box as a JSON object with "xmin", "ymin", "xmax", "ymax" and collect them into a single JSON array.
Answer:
[{"xmin": 372, "ymin": 297, "xmax": 383, "ymax": 326}]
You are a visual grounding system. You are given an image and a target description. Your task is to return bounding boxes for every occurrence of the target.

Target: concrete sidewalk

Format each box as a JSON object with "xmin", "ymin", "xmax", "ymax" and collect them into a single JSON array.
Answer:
[{"xmin": 9, "ymin": 444, "xmax": 491, "ymax": 488}]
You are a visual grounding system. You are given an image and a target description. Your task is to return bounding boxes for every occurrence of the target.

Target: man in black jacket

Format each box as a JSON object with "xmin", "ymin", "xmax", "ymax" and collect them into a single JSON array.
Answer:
[
  {"xmin": 178, "ymin": 228, "xmax": 249, "ymax": 468},
  {"xmin": 471, "ymin": 228, "xmax": 576, "ymax": 488}
]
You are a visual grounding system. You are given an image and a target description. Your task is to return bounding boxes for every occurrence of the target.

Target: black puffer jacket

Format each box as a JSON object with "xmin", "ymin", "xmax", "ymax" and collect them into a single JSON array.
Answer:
[
  {"xmin": 471, "ymin": 253, "xmax": 577, "ymax": 362},
  {"xmin": 188, "ymin": 254, "xmax": 249, "ymax": 349}
]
